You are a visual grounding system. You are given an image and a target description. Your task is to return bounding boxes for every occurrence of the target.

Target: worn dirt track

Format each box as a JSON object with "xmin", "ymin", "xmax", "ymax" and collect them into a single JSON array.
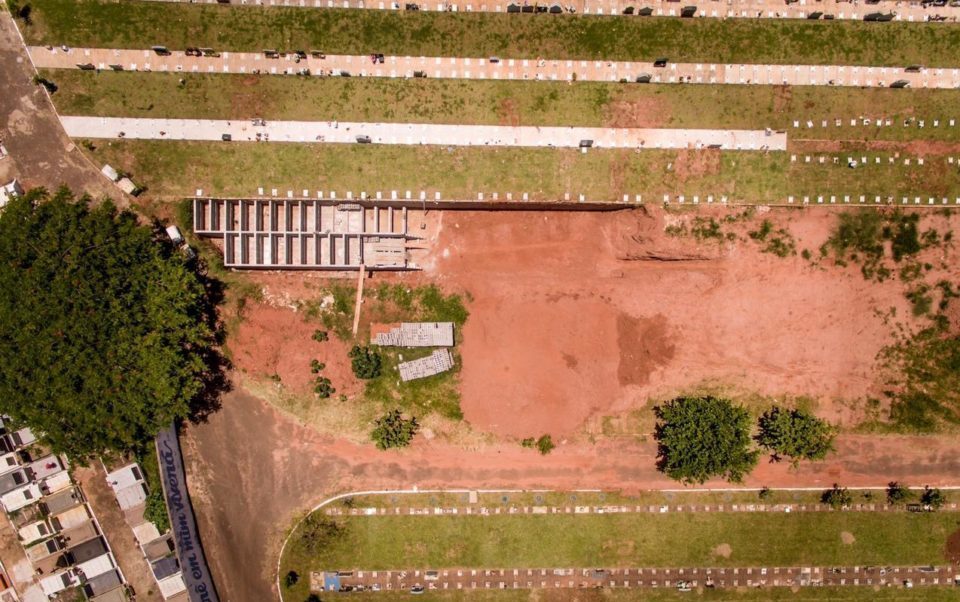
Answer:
[{"xmin": 0, "ymin": 14, "xmax": 120, "ymax": 200}]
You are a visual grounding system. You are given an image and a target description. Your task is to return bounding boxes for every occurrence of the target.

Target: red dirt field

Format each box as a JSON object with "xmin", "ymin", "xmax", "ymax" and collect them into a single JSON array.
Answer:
[
  {"xmin": 435, "ymin": 208, "xmax": 916, "ymax": 437},
  {"xmin": 230, "ymin": 304, "xmax": 362, "ymax": 398},
  {"xmin": 179, "ymin": 206, "xmax": 960, "ymax": 602}
]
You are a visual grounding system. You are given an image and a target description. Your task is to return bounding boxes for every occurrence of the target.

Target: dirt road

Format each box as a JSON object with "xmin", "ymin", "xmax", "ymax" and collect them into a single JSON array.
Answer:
[{"xmin": 0, "ymin": 14, "xmax": 119, "ymax": 200}]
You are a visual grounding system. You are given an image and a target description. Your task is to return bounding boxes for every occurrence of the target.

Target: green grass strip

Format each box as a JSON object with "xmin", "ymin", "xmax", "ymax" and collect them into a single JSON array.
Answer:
[
  {"xmin": 82, "ymin": 140, "xmax": 960, "ymax": 203},
  {"xmin": 22, "ymin": 0, "xmax": 960, "ymax": 66},
  {"xmin": 45, "ymin": 70, "xmax": 960, "ymax": 143},
  {"xmin": 280, "ymin": 511, "xmax": 958, "ymax": 569}
]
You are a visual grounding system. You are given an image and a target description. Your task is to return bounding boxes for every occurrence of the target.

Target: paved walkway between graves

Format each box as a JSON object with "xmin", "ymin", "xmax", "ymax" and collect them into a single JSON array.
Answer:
[
  {"xmin": 58, "ymin": 116, "xmax": 784, "ymax": 150},
  {"xmin": 29, "ymin": 46, "xmax": 960, "ymax": 89},
  {"xmin": 324, "ymin": 499, "xmax": 960, "ymax": 517},
  {"xmin": 325, "ymin": 565, "xmax": 956, "ymax": 592},
  {"xmin": 323, "ymin": 564, "xmax": 957, "ymax": 592},
  {"xmin": 144, "ymin": 0, "xmax": 960, "ymax": 23}
]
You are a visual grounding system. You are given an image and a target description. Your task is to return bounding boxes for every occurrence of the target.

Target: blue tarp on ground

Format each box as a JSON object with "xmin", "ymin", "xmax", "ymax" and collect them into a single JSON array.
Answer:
[{"xmin": 324, "ymin": 573, "xmax": 341, "ymax": 591}]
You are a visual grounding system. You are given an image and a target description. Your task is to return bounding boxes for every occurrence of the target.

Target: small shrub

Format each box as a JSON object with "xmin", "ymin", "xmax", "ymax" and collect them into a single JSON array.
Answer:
[
  {"xmin": 748, "ymin": 219, "xmax": 773, "ymax": 241},
  {"xmin": 284, "ymin": 571, "xmax": 299, "ymax": 588},
  {"xmin": 348, "ymin": 345, "xmax": 382, "ymax": 379},
  {"xmin": 312, "ymin": 329, "xmax": 329, "ymax": 342},
  {"xmin": 536, "ymin": 434, "xmax": 555, "ymax": 455},
  {"xmin": 310, "ymin": 359, "xmax": 325, "ymax": 374},
  {"xmin": 520, "ymin": 437, "xmax": 535, "ymax": 448},
  {"xmin": 821, "ymin": 484, "xmax": 851, "ymax": 509},
  {"xmin": 313, "ymin": 376, "xmax": 335, "ymax": 398},
  {"xmin": 921, "ymin": 486, "xmax": 946, "ymax": 510},
  {"xmin": 886, "ymin": 481, "xmax": 911, "ymax": 505},
  {"xmin": 758, "ymin": 487, "xmax": 772, "ymax": 500},
  {"xmin": 371, "ymin": 409, "xmax": 419, "ymax": 450}
]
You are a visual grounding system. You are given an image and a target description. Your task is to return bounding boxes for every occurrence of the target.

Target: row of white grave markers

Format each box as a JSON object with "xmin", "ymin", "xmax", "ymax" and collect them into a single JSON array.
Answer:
[
  {"xmin": 212, "ymin": 188, "xmax": 960, "ymax": 206},
  {"xmin": 794, "ymin": 118, "xmax": 957, "ymax": 128}
]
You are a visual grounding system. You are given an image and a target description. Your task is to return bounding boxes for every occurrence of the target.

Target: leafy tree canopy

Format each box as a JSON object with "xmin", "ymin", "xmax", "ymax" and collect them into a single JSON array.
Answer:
[
  {"xmin": 654, "ymin": 396, "xmax": 759, "ymax": 485},
  {"xmin": 0, "ymin": 188, "xmax": 224, "ymax": 461},
  {"xmin": 921, "ymin": 486, "xmax": 946, "ymax": 510},
  {"xmin": 755, "ymin": 406, "xmax": 836, "ymax": 464},
  {"xmin": 370, "ymin": 409, "xmax": 419, "ymax": 450},
  {"xmin": 349, "ymin": 345, "xmax": 382, "ymax": 379},
  {"xmin": 886, "ymin": 481, "xmax": 911, "ymax": 505}
]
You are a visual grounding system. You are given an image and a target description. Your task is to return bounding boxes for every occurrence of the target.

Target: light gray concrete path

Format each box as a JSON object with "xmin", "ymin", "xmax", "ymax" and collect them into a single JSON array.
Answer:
[
  {"xmin": 59, "ymin": 116, "xmax": 785, "ymax": 150},
  {"xmin": 31, "ymin": 46, "xmax": 960, "ymax": 89},
  {"xmin": 144, "ymin": 0, "xmax": 960, "ymax": 23}
]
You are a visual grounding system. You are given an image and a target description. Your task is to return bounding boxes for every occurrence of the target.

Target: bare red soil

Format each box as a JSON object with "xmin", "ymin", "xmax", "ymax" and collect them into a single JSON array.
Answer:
[
  {"xmin": 230, "ymin": 304, "xmax": 361, "ymax": 397},
  {"xmin": 433, "ymin": 208, "xmax": 910, "ymax": 437}
]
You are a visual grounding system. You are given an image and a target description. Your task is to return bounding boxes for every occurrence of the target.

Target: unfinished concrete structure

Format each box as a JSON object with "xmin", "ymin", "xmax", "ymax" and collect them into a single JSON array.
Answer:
[
  {"xmin": 371, "ymin": 322, "xmax": 455, "ymax": 347},
  {"xmin": 192, "ymin": 198, "xmax": 419, "ymax": 270},
  {"xmin": 398, "ymin": 349, "xmax": 455, "ymax": 382}
]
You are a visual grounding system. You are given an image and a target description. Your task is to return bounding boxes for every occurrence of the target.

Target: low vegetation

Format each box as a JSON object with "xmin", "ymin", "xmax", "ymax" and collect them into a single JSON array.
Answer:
[
  {"xmin": 371, "ymin": 409, "xmax": 419, "ymax": 450},
  {"xmin": 23, "ymin": 0, "xmax": 960, "ymax": 66},
  {"xmin": 0, "ymin": 188, "xmax": 225, "ymax": 461},
  {"xmin": 821, "ymin": 484, "xmax": 852, "ymax": 509},
  {"xmin": 521, "ymin": 434, "xmax": 555, "ymax": 455}
]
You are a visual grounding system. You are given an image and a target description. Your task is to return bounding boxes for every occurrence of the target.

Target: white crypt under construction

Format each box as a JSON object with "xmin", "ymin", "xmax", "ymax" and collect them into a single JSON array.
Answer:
[{"xmin": 191, "ymin": 198, "xmax": 420, "ymax": 270}]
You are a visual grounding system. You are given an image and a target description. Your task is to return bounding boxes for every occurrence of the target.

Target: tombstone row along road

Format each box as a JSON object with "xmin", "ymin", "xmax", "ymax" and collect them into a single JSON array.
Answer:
[
  {"xmin": 30, "ymin": 46, "xmax": 960, "ymax": 89},
  {"xmin": 59, "ymin": 116, "xmax": 786, "ymax": 150},
  {"xmin": 324, "ymin": 565, "xmax": 959, "ymax": 592},
  {"xmin": 144, "ymin": 0, "xmax": 960, "ymax": 22}
]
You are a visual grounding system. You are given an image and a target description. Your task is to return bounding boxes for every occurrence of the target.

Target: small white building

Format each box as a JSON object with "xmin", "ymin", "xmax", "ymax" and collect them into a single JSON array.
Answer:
[
  {"xmin": 0, "ymin": 452, "xmax": 18, "ymax": 475},
  {"xmin": 17, "ymin": 518, "xmax": 53, "ymax": 546},
  {"xmin": 165, "ymin": 225, "xmax": 184, "ymax": 245},
  {"xmin": 28, "ymin": 454, "xmax": 65, "ymax": 481},
  {"xmin": 50, "ymin": 504, "xmax": 91, "ymax": 531},
  {"xmin": 0, "ymin": 482, "xmax": 40, "ymax": 513},
  {"xmin": 41, "ymin": 471, "xmax": 72, "ymax": 495},
  {"xmin": 106, "ymin": 463, "xmax": 143, "ymax": 493},
  {"xmin": 106, "ymin": 463, "xmax": 147, "ymax": 510},
  {"xmin": 39, "ymin": 569, "xmax": 79, "ymax": 597},
  {"xmin": 0, "ymin": 180, "xmax": 23, "ymax": 209},
  {"xmin": 398, "ymin": 349, "xmax": 455, "ymax": 382},
  {"xmin": 76, "ymin": 553, "xmax": 116, "ymax": 580},
  {"xmin": 157, "ymin": 573, "xmax": 187, "ymax": 599},
  {"xmin": 372, "ymin": 322, "xmax": 455, "ymax": 347},
  {"xmin": 100, "ymin": 164, "xmax": 119, "ymax": 182},
  {"xmin": 117, "ymin": 177, "xmax": 139, "ymax": 196}
]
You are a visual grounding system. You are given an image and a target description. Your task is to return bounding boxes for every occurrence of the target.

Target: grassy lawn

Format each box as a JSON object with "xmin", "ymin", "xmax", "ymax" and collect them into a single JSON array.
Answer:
[
  {"xmin": 279, "ymin": 591, "xmax": 960, "ymax": 602},
  {"xmin": 45, "ymin": 70, "xmax": 960, "ymax": 142},
  {"xmin": 80, "ymin": 140, "xmax": 960, "ymax": 204},
  {"xmin": 278, "ymin": 508, "xmax": 960, "ymax": 600},
  {"xmin": 21, "ymin": 0, "xmax": 960, "ymax": 66}
]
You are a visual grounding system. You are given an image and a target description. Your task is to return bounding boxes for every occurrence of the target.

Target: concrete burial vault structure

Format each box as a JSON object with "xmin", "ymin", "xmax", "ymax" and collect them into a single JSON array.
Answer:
[{"xmin": 192, "ymin": 198, "xmax": 419, "ymax": 270}]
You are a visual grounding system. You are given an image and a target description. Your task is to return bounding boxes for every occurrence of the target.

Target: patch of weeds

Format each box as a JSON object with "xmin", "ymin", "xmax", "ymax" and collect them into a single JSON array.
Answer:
[
  {"xmin": 905, "ymin": 284, "xmax": 933, "ymax": 317},
  {"xmin": 665, "ymin": 223, "xmax": 687, "ymax": 237},
  {"xmin": 313, "ymin": 376, "xmax": 335, "ymax": 398},
  {"xmin": 749, "ymin": 219, "xmax": 796, "ymax": 257},
  {"xmin": 690, "ymin": 217, "xmax": 725, "ymax": 241},
  {"xmin": 898, "ymin": 262, "xmax": 923, "ymax": 283}
]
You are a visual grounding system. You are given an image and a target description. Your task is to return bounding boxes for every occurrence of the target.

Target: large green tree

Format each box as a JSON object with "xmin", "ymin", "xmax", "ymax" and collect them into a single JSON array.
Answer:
[
  {"xmin": 0, "ymin": 188, "xmax": 224, "ymax": 460},
  {"xmin": 654, "ymin": 396, "xmax": 759, "ymax": 484},
  {"xmin": 755, "ymin": 406, "xmax": 836, "ymax": 465}
]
